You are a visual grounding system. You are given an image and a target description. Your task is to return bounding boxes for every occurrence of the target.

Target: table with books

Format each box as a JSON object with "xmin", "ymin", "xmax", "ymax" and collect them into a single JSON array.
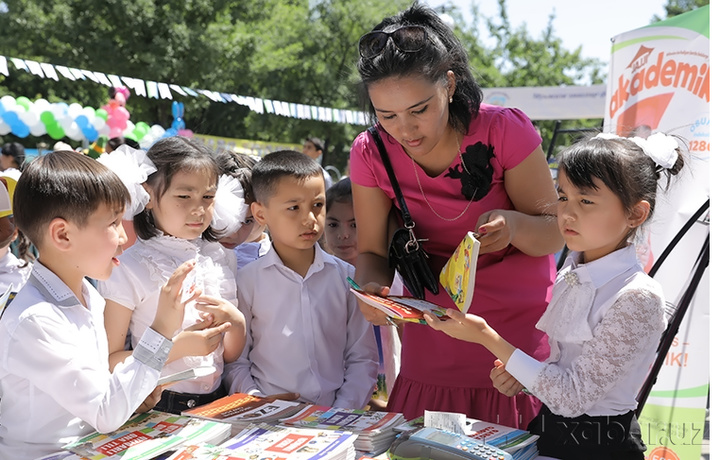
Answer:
[{"xmin": 51, "ymin": 391, "xmax": 539, "ymax": 460}]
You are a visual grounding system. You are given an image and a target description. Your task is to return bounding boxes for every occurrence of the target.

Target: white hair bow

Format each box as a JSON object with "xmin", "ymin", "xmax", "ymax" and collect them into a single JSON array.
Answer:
[
  {"xmin": 97, "ymin": 144, "xmax": 157, "ymax": 220},
  {"xmin": 593, "ymin": 132, "xmax": 679, "ymax": 169},
  {"xmin": 212, "ymin": 174, "xmax": 248, "ymax": 238}
]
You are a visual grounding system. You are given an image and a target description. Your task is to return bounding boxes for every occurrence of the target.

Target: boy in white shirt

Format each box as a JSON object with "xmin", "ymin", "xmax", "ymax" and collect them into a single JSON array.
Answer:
[
  {"xmin": 0, "ymin": 150, "xmax": 198, "ymax": 460},
  {"xmin": 223, "ymin": 150, "xmax": 378, "ymax": 409}
]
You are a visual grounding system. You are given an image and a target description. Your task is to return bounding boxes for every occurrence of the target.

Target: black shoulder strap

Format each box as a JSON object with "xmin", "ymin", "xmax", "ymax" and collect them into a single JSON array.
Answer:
[{"xmin": 368, "ymin": 126, "xmax": 414, "ymax": 229}]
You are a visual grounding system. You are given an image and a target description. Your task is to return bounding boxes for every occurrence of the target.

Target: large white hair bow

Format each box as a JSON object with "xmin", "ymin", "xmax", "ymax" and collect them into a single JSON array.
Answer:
[
  {"xmin": 212, "ymin": 174, "xmax": 248, "ymax": 238},
  {"xmin": 593, "ymin": 132, "xmax": 679, "ymax": 169},
  {"xmin": 97, "ymin": 144, "xmax": 157, "ymax": 220}
]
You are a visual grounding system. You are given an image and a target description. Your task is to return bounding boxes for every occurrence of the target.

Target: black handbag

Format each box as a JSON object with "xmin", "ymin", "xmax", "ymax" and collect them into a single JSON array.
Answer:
[{"xmin": 368, "ymin": 126, "xmax": 439, "ymax": 300}]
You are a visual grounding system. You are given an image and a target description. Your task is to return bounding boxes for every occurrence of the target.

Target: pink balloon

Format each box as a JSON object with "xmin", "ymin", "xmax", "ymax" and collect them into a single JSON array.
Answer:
[
  {"xmin": 109, "ymin": 126, "xmax": 123, "ymax": 138},
  {"xmin": 117, "ymin": 107, "xmax": 130, "ymax": 121}
]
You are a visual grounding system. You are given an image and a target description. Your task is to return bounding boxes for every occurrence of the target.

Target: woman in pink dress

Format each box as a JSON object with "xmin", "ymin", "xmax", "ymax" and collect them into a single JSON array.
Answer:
[{"xmin": 349, "ymin": 3, "xmax": 564, "ymax": 428}]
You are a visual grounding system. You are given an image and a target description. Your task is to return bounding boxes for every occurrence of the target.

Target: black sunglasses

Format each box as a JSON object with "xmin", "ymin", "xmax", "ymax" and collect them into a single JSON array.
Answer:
[{"xmin": 358, "ymin": 26, "xmax": 427, "ymax": 59}]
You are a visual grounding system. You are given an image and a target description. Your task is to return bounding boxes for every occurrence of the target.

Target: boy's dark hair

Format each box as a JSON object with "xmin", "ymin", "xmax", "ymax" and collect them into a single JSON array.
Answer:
[
  {"xmin": 305, "ymin": 137, "xmax": 324, "ymax": 152},
  {"xmin": 558, "ymin": 134, "xmax": 684, "ymax": 240},
  {"xmin": 215, "ymin": 149, "xmax": 258, "ymax": 203},
  {"xmin": 356, "ymin": 2, "xmax": 482, "ymax": 134},
  {"xmin": 251, "ymin": 150, "xmax": 324, "ymax": 205},
  {"xmin": 107, "ymin": 136, "xmax": 141, "ymax": 152},
  {"xmin": 14, "ymin": 150, "xmax": 129, "ymax": 248},
  {"xmin": 326, "ymin": 177, "xmax": 352, "ymax": 212},
  {"xmin": 1, "ymin": 142, "xmax": 26, "ymax": 170},
  {"xmin": 133, "ymin": 137, "xmax": 220, "ymax": 241}
]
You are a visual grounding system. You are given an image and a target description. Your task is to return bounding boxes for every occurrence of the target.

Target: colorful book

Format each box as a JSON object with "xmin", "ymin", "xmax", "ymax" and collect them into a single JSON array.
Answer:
[
  {"xmin": 279, "ymin": 405, "xmax": 405, "ymax": 454},
  {"xmin": 347, "ymin": 278, "xmax": 447, "ymax": 325},
  {"xmin": 214, "ymin": 423, "xmax": 357, "ymax": 460},
  {"xmin": 439, "ymin": 231, "xmax": 481, "ymax": 313},
  {"xmin": 181, "ymin": 393, "xmax": 308, "ymax": 433},
  {"xmin": 62, "ymin": 411, "xmax": 231, "ymax": 460}
]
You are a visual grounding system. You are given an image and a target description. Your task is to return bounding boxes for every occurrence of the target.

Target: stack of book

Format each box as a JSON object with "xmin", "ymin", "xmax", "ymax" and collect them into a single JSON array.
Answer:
[
  {"xmin": 181, "ymin": 393, "xmax": 309, "ymax": 435},
  {"xmin": 166, "ymin": 423, "xmax": 357, "ymax": 460},
  {"xmin": 61, "ymin": 411, "xmax": 231, "ymax": 460},
  {"xmin": 279, "ymin": 405, "xmax": 406, "ymax": 456}
]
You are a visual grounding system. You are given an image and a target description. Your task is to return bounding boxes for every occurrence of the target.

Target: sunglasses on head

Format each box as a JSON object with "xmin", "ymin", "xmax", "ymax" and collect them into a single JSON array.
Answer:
[{"xmin": 358, "ymin": 25, "xmax": 427, "ymax": 60}]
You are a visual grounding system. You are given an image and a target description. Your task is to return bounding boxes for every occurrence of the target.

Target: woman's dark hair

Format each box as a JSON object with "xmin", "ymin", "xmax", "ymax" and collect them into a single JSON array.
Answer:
[
  {"xmin": 326, "ymin": 177, "xmax": 353, "ymax": 212},
  {"xmin": 133, "ymin": 137, "xmax": 220, "ymax": 241},
  {"xmin": 214, "ymin": 149, "xmax": 257, "ymax": 203},
  {"xmin": 558, "ymin": 134, "xmax": 684, "ymax": 240},
  {"xmin": 356, "ymin": 2, "xmax": 482, "ymax": 134}
]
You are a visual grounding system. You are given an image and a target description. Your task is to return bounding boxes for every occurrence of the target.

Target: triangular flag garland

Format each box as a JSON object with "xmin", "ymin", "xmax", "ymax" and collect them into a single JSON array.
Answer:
[{"xmin": 0, "ymin": 54, "xmax": 371, "ymax": 139}]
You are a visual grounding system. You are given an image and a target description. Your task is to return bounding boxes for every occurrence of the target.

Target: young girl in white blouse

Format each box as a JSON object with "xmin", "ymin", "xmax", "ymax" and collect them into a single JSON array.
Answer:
[
  {"xmin": 99, "ymin": 137, "xmax": 246, "ymax": 414},
  {"xmin": 425, "ymin": 132, "xmax": 684, "ymax": 460}
]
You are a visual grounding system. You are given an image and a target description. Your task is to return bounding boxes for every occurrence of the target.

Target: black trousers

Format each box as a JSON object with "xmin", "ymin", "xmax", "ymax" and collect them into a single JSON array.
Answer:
[
  {"xmin": 527, "ymin": 405, "xmax": 646, "ymax": 460},
  {"xmin": 153, "ymin": 385, "xmax": 227, "ymax": 415}
]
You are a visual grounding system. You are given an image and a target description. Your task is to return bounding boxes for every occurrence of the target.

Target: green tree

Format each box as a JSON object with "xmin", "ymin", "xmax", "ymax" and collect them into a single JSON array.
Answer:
[{"xmin": 653, "ymin": 0, "xmax": 709, "ymax": 21}]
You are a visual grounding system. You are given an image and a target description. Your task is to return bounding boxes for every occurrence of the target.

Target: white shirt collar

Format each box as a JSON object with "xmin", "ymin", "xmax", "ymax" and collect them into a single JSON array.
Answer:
[
  {"xmin": 28, "ymin": 261, "xmax": 94, "ymax": 308},
  {"xmin": 258, "ymin": 243, "xmax": 339, "ymax": 278},
  {"xmin": 565, "ymin": 244, "xmax": 641, "ymax": 290}
]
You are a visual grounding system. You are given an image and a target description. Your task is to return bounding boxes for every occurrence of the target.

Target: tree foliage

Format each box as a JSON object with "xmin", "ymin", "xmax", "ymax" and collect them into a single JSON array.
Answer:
[
  {"xmin": 1, "ymin": 0, "xmax": 607, "ymax": 169},
  {"xmin": 653, "ymin": 0, "xmax": 709, "ymax": 21}
]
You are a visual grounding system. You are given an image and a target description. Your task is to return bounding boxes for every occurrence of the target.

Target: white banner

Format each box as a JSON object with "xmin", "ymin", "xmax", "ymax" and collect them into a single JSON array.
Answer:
[
  {"xmin": 484, "ymin": 85, "xmax": 606, "ymax": 120},
  {"xmin": 604, "ymin": 7, "xmax": 709, "ymax": 460}
]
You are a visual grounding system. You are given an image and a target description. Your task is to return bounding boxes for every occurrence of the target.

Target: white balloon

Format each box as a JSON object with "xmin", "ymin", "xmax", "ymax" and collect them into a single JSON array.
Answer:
[
  {"xmin": 82, "ymin": 107, "xmax": 95, "ymax": 120},
  {"xmin": 51, "ymin": 104, "xmax": 67, "ymax": 119},
  {"xmin": 66, "ymin": 122, "xmax": 82, "ymax": 141},
  {"xmin": 150, "ymin": 124, "xmax": 165, "ymax": 137},
  {"xmin": 30, "ymin": 122, "xmax": 47, "ymax": 137},
  {"xmin": 68, "ymin": 103, "xmax": 83, "ymax": 118},
  {"xmin": 0, "ymin": 120, "xmax": 11, "ymax": 135},
  {"xmin": 34, "ymin": 98, "xmax": 50, "ymax": 111},
  {"xmin": 19, "ymin": 110, "xmax": 38, "ymax": 127},
  {"xmin": 60, "ymin": 116, "xmax": 74, "ymax": 131},
  {"xmin": 91, "ymin": 116, "xmax": 106, "ymax": 130},
  {"xmin": 98, "ymin": 124, "xmax": 110, "ymax": 136},
  {"xmin": 123, "ymin": 120, "xmax": 135, "ymax": 136},
  {"xmin": 0, "ymin": 95, "xmax": 16, "ymax": 109}
]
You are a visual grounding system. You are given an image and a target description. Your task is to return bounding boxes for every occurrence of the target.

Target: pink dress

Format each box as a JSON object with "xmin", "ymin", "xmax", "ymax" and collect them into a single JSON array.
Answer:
[{"xmin": 349, "ymin": 104, "xmax": 554, "ymax": 428}]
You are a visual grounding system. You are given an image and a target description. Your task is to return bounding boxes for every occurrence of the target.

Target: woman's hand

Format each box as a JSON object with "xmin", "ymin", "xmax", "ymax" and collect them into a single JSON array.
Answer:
[
  {"xmin": 171, "ymin": 319, "xmax": 232, "ymax": 358},
  {"xmin": 475, "ymin": 210, "xmax": 516, "ymax": 254},
  {"xmin": 490, "ymin": 359, "xmax": 525, "ymax": 397}
]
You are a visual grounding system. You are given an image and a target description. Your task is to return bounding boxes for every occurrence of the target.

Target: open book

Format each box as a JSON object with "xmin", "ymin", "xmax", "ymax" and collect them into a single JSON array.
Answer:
[
  {"xmin": 347, "ymin": 278, "xmax": 447, "ymax": 325},
  {"xmin": 439, "ymin": 231, "xmax": 481, "ymax": 313}
]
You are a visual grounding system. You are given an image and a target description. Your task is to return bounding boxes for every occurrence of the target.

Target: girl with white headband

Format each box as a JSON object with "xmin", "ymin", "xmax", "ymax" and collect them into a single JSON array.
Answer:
[
  {"xmin": 97, "ymin": 137, "xmax": 247, "ymax": 414},
  {"xmin": 426, "ymin": 132, "xmax": 684, "ymax": 460}
]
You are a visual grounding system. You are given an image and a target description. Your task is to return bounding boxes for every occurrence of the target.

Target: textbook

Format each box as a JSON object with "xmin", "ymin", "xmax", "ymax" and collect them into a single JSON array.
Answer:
[
  {"xmin": 62, "ymin": 411, "xmax": 231, "ymax": 460},
  {"xmin": 439, "ymin": 231, "xmax": 481, "ymax": 313},
  {"xmin": 159, "ymin": 366, "xmax": 216, "ymax": 389},
  {"xmin": 347, "ymin": 278, "xmax": 447, "ymax": 325},
  {"xmin": 181, "ymin": 393, "xmax": 308, "ymax": 434},
  {"xmin": 279, "ymin": 405, "xmax": 405, "ymax": 454}
]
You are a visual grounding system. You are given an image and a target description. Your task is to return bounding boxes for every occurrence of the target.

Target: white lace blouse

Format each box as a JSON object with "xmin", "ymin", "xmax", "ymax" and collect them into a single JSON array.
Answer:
[
  {"xmin": 506, "ymin": 245, "xmax": 667, "ymax": 417},
  {"xmin": 98, "ymin": 235, "xmax": 238, "ymax": 394}
]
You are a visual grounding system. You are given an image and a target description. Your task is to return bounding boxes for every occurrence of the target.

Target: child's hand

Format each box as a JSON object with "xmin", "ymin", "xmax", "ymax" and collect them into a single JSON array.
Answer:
[
  {"xmin": 423, "ymin": 308, "xmax": 487, "ymax": 344},
  {"xmin": 357, "ymin": 282, "xmax": 394, "ymax": 326},
  {"xmin": 195, "ymin": 295, "xmax": 245, "ymax": 329},
  {"xmin": 151, "ymin": 260, "xmax": 200, "ymax": 339},
  {"xmin": 172, "ymin": 319, "xmax": 232, "ymax": 357},
  {"xmin": 134, "ymin": 386, "xmax": 163, "ymax": 414},
  {"xmin": 490, "ymin": 359, "xmax": 525, "ymax": 397}
]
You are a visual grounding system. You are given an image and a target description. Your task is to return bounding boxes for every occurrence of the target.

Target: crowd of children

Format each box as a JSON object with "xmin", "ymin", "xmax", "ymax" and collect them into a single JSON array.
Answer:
[{"xmin": 0, "ymin": 122, "xmax": 686, "ymax": 460}]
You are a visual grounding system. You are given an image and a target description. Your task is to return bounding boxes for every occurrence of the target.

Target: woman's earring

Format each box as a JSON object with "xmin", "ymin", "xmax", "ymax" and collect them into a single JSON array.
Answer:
[{"xmin": 449, "ymin": 96, "xmax": 453, "ymax": 103}]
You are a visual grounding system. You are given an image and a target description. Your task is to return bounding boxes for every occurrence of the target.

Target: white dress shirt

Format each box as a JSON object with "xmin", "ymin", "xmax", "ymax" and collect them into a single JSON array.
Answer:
[
  {"xmin": 507, "ymin": 245, "xmax": 667, "ymax": 417},
  {"xmin": 0, "ymin": 262, "xmax": 172, "ymax": 460},
  {"xmin": 98, "ymin": 235, "xmax": 238, "ymax": 394},
  {"xmin": 233, "ymin": 234, "xmax": 271, "ymax": 270},
  {"xmin": 223, "ymin": 244, "xmax": 378, "ymax": 409},
  {"xmin": 0, "ymin": 250, "xmax": 32, "ymax": 294}
]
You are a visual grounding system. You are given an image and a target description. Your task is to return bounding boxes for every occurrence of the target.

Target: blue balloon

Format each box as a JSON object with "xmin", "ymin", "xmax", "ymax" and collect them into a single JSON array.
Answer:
[
  {"xmin": 82, "ymin": 125, "xmax": 99, "ymax": 142},
  {"xmin": 162, "ymin": 127, "xmax": 178, "ymax": 138},
  {"xmin": 11, "ymin": 119, "xmax": 30, "ymax": 138},
  {"xmin": 171, "ymin": 101, "xmax": 184, "ymax": 119},
  {"xmin": 2, "ymin": 111, "xmax": 20, "ymax": 125},
  {"xmin": 75, "ymin": 114, "xmax": 89, "ymax": 128},
  {"xmin": 171, "ymin": 118, "xmax": 185, "ymax": 130}
]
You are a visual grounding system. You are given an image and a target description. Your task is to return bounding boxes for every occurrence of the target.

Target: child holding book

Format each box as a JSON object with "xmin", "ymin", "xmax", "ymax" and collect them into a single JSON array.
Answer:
[
  {"xmin": 425, "ymin": 133, "xmax": 683, "ymax": 459},
  {"xmin": 223, "ymin": 151, "xmax": 378, "ymax": 409},
  {"xmin": 98, "ymin": 138, "xmax": 246, "ymax": 414},
  {"xmin": 0, "ymin": 150, "xmax": 198, "ymax": 459}
]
